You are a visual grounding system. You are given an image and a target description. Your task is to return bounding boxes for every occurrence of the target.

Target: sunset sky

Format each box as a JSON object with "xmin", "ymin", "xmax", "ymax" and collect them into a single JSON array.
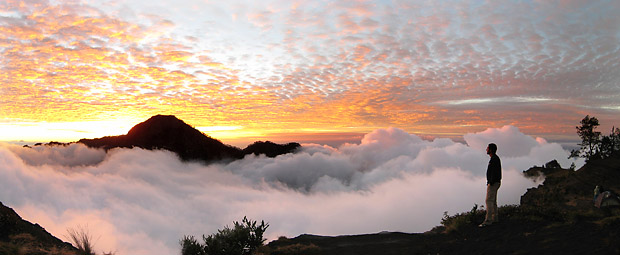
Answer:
[
  {"xmin": 1, "ymin": 1, "xmax": 613, "ymax": 253},
  {"xmin": 1, "ymin": 0, "xmax": 619, "ymax": 146}
]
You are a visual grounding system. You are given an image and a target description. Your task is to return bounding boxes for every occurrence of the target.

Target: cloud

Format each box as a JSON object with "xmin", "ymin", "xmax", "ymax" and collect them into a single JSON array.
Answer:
[
  {"xmin": 2, "ymin": 0, "xmax": 619, "ymax": 141},
  {"xmin": 0, "ymin": 126, "xmax": 583, "ymax": 255},
  {"xmin": 464, "ymin": 125, "xmax": 540, "ymax": 157},
  {"xmin": 2, "ymin": 143, "xmax": 106, "ymax": 167}
]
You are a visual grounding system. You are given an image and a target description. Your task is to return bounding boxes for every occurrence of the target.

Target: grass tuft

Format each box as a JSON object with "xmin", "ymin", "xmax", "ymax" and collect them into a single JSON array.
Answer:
[{"xmin": 66, "ymin": 225, "xmax": 95, "ymax": 255}]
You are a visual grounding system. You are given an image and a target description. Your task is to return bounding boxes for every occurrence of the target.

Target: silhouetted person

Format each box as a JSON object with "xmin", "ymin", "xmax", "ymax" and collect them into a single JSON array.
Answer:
[{"xmin": 480, "ymin": 143, "xmax": 501, "ymax": 227}]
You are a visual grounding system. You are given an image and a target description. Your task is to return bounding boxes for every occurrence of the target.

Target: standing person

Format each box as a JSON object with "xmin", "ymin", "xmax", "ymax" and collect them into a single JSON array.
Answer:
[{"xmin": 480, "ymin": 143, "xmax": 501, "ymax": 227}]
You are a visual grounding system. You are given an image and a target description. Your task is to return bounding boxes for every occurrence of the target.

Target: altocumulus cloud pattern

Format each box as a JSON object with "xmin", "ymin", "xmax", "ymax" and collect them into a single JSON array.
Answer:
[{"xmin": 0, "ymin": 126, "xmax": 583, "ymax": 255}]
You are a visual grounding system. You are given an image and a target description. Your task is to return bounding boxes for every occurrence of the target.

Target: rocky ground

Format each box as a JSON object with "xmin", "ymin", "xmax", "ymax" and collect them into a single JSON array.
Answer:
[{"xmin": 264, "ymin": 208, "xmax": 620, "ymax": 255}]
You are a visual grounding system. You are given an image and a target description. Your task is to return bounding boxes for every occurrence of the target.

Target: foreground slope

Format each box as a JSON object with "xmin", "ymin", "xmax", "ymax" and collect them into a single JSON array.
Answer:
[
  {"xmin": 266, "ymin": 157, "xmax": 620, "ymax": 255},
  {"xmin": 0, "ymin": 202, "xmax": 77, "ymax": 255}
]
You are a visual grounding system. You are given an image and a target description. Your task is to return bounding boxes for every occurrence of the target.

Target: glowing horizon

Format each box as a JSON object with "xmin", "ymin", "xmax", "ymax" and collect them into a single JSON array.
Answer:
[{"xmin": 1, "ymin": 0, "xmax": 619, "ymax": 146}]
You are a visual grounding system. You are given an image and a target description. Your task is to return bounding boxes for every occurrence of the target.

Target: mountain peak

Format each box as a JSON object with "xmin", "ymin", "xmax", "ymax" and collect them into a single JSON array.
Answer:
[
  {"xmin": 125, "ymin": 114, "xmax": 205, "ymax": 140},
  {"xmin": 79, "ymin": 115, "xmax": 300, "ymax": 163},
  {"xmin": 132, "ymin": 114, "xmax": 185, "ymax": 128}
]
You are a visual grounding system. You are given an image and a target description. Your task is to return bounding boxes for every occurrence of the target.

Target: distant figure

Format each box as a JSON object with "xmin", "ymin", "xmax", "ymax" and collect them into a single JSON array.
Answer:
[
  {"xmin": 594, "ymin": 185, "xmax": 601, "ymax": 202},
  {"xmin": 480, "ymin": 143, "xmax": 501, "ymax": 227}
]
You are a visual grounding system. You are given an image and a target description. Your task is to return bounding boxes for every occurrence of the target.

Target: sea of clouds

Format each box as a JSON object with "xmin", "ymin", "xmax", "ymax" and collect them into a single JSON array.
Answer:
[{"xmin": 0, "ymin": 126, "xmax": 583, "ymax": 255}]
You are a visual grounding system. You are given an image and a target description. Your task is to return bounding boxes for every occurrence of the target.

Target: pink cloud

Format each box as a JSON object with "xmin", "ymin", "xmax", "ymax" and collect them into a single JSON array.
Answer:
[
  {"xmin": 1, "ymin": 0, "xmax": 619, "ymax": 145},
  {"xmin": 0, "ymin": 126, "xmax": 583, "ymax": 254}
]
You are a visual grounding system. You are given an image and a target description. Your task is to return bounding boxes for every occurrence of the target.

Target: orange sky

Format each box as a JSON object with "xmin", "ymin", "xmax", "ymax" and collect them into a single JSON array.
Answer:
[{"xmin": 1, "ymin": 0, "xmax": 619, "ymax": 146}]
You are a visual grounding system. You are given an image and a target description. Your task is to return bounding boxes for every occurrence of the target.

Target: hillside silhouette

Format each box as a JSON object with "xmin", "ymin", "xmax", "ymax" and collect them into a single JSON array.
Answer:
[
  {"xmin": 78, "ymin": 115, "xmax": 300, "ymax": 162},
  {"xmin": 0, "ymin": 202, "xmax": 77, "ymax": 254}
]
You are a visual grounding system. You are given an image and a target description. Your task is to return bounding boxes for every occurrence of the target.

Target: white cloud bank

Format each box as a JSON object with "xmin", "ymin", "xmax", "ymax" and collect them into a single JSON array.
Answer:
[{"xmin": 0, "ymin": 126, "xmax": 584, "ymax": 255}]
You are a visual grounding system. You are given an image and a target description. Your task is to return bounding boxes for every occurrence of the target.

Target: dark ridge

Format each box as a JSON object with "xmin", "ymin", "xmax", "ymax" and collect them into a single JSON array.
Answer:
[
  {"xmin": 522, "ymin": 159, "xmax": 568, "ymax": 180},
  {"xmin": 33, "ymin": 141, "xmax": 66, "ymax": 147},
  {"xmin": 0, "ymin": 201, "xmax": 77, "ymax": 253},
  {"xmin": 242, "ymin": 141, "xmax": 301, "ymax": 158},
  {"xmin": 78, "ymin": 115, "xmax": 300, "ymax": 163},
  {"xmin": 520, "ymin": 157, "xmax": 620, "ymax": 210}
]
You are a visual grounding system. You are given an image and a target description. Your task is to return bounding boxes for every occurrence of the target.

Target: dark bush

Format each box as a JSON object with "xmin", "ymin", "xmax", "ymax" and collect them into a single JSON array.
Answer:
[
  {"xmin": 181, "ymin": 217, "xmax": 269, "ymax": 255},
  {"xmin": 441, "ymin": 204, "xmax": 484, "ymax": 233}
]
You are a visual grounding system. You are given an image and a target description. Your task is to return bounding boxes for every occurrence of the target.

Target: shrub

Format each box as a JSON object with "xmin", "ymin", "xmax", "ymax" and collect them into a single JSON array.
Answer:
[
  {"xmin": 181, "ymin": 217, "xmax": 269, "ymax": 255},
  {"xmin": 181, "ymin": 235, "xmax": 206, "ymax": 255},
  {"xmin": 441, "ymin": 204, "xmax": 483, "ymax": 233}
]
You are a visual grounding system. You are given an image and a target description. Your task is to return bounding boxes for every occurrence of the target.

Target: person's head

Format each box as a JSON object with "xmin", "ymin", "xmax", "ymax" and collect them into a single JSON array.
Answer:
[{"xmin": 487, "ymin": 143, "xmax": 497, "ymax": 155}]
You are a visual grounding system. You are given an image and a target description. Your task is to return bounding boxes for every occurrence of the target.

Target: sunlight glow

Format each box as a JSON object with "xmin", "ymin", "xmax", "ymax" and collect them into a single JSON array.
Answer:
[
  {"xmin": 0, "ymin": 0, "xmax": 617, "ymax": 145},
  {"xmin": 195, "ymin": 126, "xmax": 260, "ymax": 142},
  {"xmin": 0, "ymin": 120, "xmax": 137, "ymax": 143}
]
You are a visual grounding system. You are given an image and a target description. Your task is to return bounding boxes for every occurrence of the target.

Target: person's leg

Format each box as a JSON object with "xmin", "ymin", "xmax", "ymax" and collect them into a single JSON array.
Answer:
[
  {"xmin": 482, "ymin": 183, "xmax": 499, "ymax": 225},
  {"xmin": 491, "ymin": 182, "xmax": 500, "ymax": 222},
  {"xmin": 482, "ymin": 184, "xmax": 493, "ymax": 225}
]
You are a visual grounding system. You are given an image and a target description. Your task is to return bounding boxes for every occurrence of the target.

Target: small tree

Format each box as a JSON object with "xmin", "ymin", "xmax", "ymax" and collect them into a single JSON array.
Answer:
[
  {"xmin": 181, "ymin": 217, "xmax": 269, "ymax": 255},
  {"xmin": 181, "ymin": 235, "xmax": 206, "ymax": 255},
  {"xmin": 571, "ymin": 115, "xmax": 601, "ymax": 160},
  {"xmin": 612, "ymin": 126, "xmax": 620, "ymax": 155},
  {"xmin": 599, "ymin": 126, "xmax": 620, "ymax": 158}
]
